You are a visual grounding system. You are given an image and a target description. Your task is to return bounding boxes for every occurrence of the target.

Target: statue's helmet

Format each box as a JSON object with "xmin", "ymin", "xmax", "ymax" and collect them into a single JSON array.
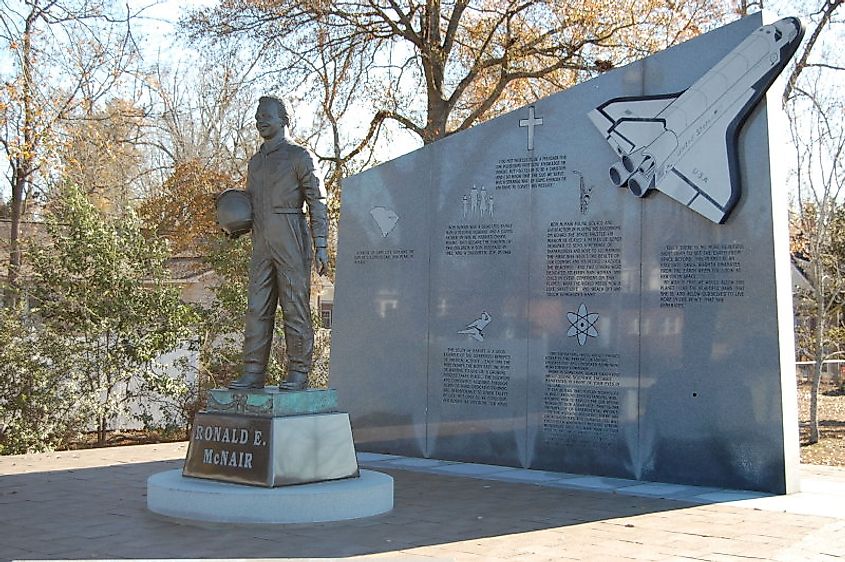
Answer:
[{"xmin": 216, "ymin": 189, "xmax": 253, "ymax": 236}]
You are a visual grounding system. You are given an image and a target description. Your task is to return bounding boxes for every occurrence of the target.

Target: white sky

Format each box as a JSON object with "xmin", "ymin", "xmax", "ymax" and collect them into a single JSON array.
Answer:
[
  {"xmin": 1, "ymin": 1, "xmax": 841, "ymax": 200},
  {"xmin": 126, "ymin": 0, "xmax": 422, "ymax": 162},
  {"xmin": 128, "ymin": 0, "xmax": 215, "ymax": 68}
]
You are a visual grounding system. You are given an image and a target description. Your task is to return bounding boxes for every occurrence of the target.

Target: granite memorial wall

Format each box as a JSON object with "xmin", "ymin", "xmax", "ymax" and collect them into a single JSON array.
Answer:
[{"xmin": 330, "ymin": 13, "xmax": 801, "ymax": 493}]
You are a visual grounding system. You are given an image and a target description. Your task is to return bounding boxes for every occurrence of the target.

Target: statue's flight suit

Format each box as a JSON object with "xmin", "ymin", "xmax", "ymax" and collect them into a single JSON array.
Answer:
[{"xmin": 242, "ymin": 134, "xmax": 328, "ymax": 384}]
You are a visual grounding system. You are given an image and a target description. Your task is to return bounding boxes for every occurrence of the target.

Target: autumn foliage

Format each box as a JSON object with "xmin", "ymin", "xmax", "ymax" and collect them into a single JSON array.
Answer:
[
  {"xmin": 140, "ymin": 160, "xmax": 243, "ymax": 254},
  {"xmin": 188, "ymin": 0, "xmax": 727, "ymax": 147}
]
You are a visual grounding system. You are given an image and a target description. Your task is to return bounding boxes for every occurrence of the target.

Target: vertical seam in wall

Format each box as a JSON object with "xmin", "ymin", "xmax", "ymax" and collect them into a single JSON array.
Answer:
[
  {"xmin": 424, "ymin": 149, "xmax": 434, "ymax": 458},
  {"xmin": 636, "ymin": 62, "xmax": 646, "ymax": 480},
  {"xmin": 636, "ymin": 192, "xmax": 645, "ymax": 479},
  {"xmin": 524, "ymin": 108, "xmax": 536, "ymax": 469}
]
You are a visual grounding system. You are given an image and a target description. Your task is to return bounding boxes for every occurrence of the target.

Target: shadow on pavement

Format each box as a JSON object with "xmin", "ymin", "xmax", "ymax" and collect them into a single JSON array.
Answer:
[{"xmin": 0, "ymin": 458, "xmax": 699, "ymax": 560}]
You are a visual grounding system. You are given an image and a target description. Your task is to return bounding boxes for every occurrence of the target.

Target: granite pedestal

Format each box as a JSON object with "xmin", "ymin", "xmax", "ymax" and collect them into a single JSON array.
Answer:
[
  {"xmin": 147, "ymin": 468, "xmax": 393, "ymax": 524},
  {"xmin": 182, "ymin": 387, "xmax": 359, "ymax": 487},
  {"xmin": 147, "ymin": 387, "xmax": 393, "ymax": 522}
]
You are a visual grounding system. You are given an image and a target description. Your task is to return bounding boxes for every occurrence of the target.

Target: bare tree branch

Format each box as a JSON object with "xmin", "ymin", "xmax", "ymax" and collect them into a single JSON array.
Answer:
[{"xmin": 783, "ymin": 0, "xmax": 843, "ymax": 106}]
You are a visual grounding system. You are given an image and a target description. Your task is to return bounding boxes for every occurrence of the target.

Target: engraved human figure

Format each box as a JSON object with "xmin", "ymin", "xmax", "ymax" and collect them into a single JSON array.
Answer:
[
  {"xmin": 457, "ymin": 311, "xmax": 492, "ymax": 342},
  {"xmin": 229, "ymin": 96, "xmax": 329, "ymax": 391},
  {"xmin": 469, "ymin": 185, "xmax": 478, "ymax": 216},
  {"xmin": 474, "ymin": 187, "xmax": 483, "ymax": 217},
  {"xmin": 479, "ymin": 186, "xmax": 488, "ymax": 217}
]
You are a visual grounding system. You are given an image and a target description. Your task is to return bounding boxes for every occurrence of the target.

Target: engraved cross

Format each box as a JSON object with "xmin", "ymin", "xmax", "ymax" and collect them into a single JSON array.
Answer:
[{"xmin": 519, "ymin": 106, "xmax": 543, "ymax": 151}]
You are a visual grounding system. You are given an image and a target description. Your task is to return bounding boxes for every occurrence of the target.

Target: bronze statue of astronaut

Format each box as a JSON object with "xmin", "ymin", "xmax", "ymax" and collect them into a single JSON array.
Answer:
[{"xmin": 224, "ymin": 96, "xmax": 328, "ymax": 391}]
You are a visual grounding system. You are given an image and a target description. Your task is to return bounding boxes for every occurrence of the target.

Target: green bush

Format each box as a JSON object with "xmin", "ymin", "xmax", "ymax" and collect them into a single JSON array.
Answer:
[{"xmin": 0, "ymin": 184, "xmax": 198, "ymax": 452}]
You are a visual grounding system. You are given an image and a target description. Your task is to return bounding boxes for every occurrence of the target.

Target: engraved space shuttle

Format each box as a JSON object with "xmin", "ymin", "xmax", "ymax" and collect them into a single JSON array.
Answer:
[{"xmin": 588, "ymin": 17, "xmax": 803, "ymax": 223}]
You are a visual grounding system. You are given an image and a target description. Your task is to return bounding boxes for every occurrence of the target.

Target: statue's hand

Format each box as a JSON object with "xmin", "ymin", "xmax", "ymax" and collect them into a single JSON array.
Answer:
[{"xmin": 316, "ymin": 247, "xmax": 329, "ymax": 276}]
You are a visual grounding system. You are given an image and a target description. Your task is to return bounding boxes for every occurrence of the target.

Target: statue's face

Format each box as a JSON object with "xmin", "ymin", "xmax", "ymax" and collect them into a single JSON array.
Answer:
[{"xmin": 255, "ymin": 101, "xmax": 285, "ymax": 140}]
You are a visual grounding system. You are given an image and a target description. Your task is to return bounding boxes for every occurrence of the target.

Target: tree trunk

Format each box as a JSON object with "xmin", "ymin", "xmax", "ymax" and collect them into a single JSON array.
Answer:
[
  {"xmin": 809, "ymin": 291, "xmax": 825, "ymax": 444},
  {"xmin": 5, "ymin": 170, "xmax": 26, "ymax": 307},
  {"xmin": 809, "ymin": 364, "xmax": 822, "ymax": 443},
  {"xmin": 6, "ymin": 13, "xmax": 35, "ymax": 308},
  {"xmin": 97, "ymin": 416, "xmax": 107, "ymax": 446},
  {"xmin": 420, "ymin": 3, "xmax": 449, "ymax": 145},
  {"xmin": 423, "ymin": 98, "xmax": 450, "ymax": 145}
]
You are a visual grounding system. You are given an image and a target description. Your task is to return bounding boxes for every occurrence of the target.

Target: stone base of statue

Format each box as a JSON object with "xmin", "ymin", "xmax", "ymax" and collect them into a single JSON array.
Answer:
[
  {"xmin": 146, "ymin": 387, "xmax": 394, "ymax": 523},
  {"xmin": 146, "ymin": 468, "xmax": 393, "ymax": 524},
  {"xmin": 182, "ymin": 387, "xmax": 359, "ymax": 486}
]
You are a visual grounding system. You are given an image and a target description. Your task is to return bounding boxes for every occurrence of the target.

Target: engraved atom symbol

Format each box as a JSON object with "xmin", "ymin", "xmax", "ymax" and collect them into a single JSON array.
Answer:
[{"xmin": 567, "ymin": 303, "xmax": 599, "ymax": 346}]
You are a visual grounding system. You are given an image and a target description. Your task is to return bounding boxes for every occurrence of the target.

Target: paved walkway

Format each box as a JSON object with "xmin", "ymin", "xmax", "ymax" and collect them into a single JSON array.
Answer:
[{"xmin": 1, "ymin": 443, "xmax": 843, "ymax": 561}]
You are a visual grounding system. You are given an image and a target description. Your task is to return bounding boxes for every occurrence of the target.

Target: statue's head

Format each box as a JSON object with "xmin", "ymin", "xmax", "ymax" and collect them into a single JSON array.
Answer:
[{"xmin": 255, "ymin": 96, "xmax": 290, "ymax": 140}]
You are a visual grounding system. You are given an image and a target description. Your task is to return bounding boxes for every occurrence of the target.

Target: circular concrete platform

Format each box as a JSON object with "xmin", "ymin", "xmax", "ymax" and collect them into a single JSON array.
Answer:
[{"xmin": 147, "ymin": 469, "xmax": 393, "ymax": 524}]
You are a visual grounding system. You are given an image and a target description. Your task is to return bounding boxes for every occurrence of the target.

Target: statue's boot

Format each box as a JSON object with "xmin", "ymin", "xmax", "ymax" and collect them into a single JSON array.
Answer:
[
  {"xmin": 279, "ymin": 370, "xmax": 307, "ymax": 391},
  {"xmin": 228, "ymin": 372, "xmax": 266, "ymax": 390}
]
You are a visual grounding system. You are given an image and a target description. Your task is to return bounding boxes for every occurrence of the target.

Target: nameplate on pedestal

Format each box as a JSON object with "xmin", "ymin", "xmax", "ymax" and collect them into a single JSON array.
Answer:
[{"xmin": 183, "ymin": 413, "xmax": 273, "ymax": 486}]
